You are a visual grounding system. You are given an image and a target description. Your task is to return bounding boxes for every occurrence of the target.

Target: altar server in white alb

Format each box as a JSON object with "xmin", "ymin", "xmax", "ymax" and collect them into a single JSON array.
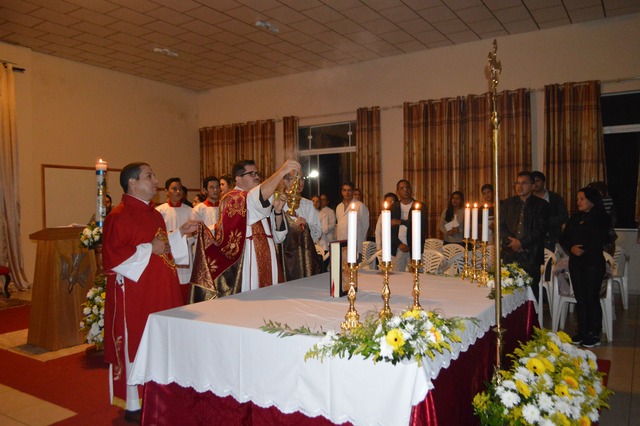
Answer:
[
  {"xmin": 335, "ymin": 181, "xmax": 369, "ymax": 262},
  {"xmin": 192, "ymin": 176, "xmax": 220, "ymax": 230},
  {"xmin": 156, "ymin": 176, "xmax": 195, "ymax": 304}
]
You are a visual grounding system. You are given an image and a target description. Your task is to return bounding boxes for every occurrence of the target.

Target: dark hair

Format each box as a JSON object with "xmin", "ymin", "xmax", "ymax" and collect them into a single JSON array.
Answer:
[
  {"xmin": 165, "ymin": 177, "xmax": 181, "ymax": 190},
  {"xmin": 481, "ymin": 183, "xmax": 493, "ymax": 192},
  {"xmin": 232, "ymin": 160, "xmax": 256, "ymax": 178},
  {"xmin": 531, "ymin": 171, "xmax": 546, "ymax": 182},
  {"xmin": 120, "ymin": 162, "xmax": 148, "ymax": 193},
  {"xmin": 384, "ymin": 192, "xmax": 399, "ymax": 203},
  {"xmin": 517, "ymin": 171, "xmax": 534, "ymax": 183},
  {"xmin": 219, "ymin": 174, "xmax": 233, "ymax": 186},
  {"xmin": 202, "ymin": 176, "xmax": 219, "ymax": 189},
  {"xmin": 341, "ymin": 181, "xmax": 355, "ymax": 190},
  {"xmin": 587, "ymin": 181, "xmax": 608, "ymax": 197},
  {"xmin": 396, "ymin": 179, "xmax": 410, "ymax": 190},
  {"xmin": 105, "ymin": 193, "xmax": 112, "ymax": 202},
  {"xmin": 445, "ymin": 191, "xmax": 464, "ymax": 222},
  {"xmin": 579, "ymin": 186, "xmax": 605, "ymax": 213},
  {"xmin": 195, "ymin": 193, "xmax": 206, "ymax": 203}
]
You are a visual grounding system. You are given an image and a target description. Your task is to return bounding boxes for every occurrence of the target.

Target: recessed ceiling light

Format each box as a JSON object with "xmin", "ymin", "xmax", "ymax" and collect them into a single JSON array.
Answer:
[
  {"xmin": 153, "ymin": 47, "xmax": 179, "ymax": 57},
  {"xmin": 255, "ymin": 20, "xmax": 279, "ymax": 34}
]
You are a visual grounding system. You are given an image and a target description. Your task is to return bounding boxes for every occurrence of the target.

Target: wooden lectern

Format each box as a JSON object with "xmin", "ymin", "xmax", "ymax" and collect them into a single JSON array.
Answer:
[{"xmin": 28, "ymin": 227, "xmax": 95, "ymax": 351}]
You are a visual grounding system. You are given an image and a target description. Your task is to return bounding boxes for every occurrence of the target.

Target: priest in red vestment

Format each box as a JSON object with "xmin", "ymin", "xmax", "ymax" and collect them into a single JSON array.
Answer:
[{"xmin": 103, "ymin": 162, "xmax": 198, "ymax": 422}]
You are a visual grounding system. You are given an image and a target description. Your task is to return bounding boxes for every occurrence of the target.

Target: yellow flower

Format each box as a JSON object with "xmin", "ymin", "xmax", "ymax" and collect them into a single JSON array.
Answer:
[
  {"xmin": 540, "ymin": 356, "xmax": 555, "ymax": 373},
  {"xmin": 548, "ymin": 341, "xmax": 560, "ymax": 356},
  {"xmin": 588, "ymin": 358, "xmax": 596, "ymax": 370},
  {"xmin": 554, "ymin": 413, "xmax": 571, "ymax": 426},
  {"xmin": 386, "ymin": 329, "xmax": 405, "ymax": 350},
  {"xmin": 402, "ymin": 309, "xmax": 421, "ymax": 320},
  {"xmin": 556, "ymin": 330, "xmax": 572, "ymax": 344},
  {"xmin": 561, "ymin": 366, "xmax": 576, "ymax": 377},
  {"xmin": 587, "ymin": 385, "xmax": 597, "ymax": 397},
  {"xmin": 515, "ymin": 380, "xmax": 531, "ymax": 398},
  {"xmin": 430, "ymin": 327, "xmax": 443, "ymax": 343},
  {"xmin": 579, "ymin": 415, "xmax": 592, "ymax": 426},
  {"xmin": 101, "ymin": 292, "xmax": 106, "ymax": 299},
  {"xmin": 564, "ymin": 375, "xmax": 579, "ymax": 389},
  {"xmin": 526, "ymin": 358, "xmax": 546, "ymax": 375},
  {"xmin": 555, "ymin": 384, "xmax": 571, "ymax": 398}
]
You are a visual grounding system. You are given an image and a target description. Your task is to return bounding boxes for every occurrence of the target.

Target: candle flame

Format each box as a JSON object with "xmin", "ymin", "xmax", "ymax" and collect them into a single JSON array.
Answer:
[
  {"xmin": 484, "ymin": 203, "xmax": 488, "ymax": 208},
  {"xmin": 350, "ymin": 203, "xmax": 355, "ymax": 210},
  {"xmin": 414, "ymin": 202, "xmax": 420, "ymax": 210},
  {"xmin": 466, "ymin": 203, "xmax": 470, "ymax": 208},
  {"xmin": 473, "ymin": 203, "xmax": 478, "ymax": 208},
  {"xmin": 383, "ymin": 201, "xmax": 388, "ymax": 210}
]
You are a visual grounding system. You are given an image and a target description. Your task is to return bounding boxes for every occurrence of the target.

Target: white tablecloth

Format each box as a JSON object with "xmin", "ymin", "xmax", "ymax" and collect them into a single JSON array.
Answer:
[{"xmin": 130, "ymin": 271, "xmax": 532, "ymax": 426}]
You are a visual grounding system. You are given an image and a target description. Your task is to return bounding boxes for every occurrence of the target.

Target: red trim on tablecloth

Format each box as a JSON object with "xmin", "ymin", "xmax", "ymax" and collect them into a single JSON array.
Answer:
[{"xmin": 141, "ymin": 301, "xmax": 536, "ymax": 426}]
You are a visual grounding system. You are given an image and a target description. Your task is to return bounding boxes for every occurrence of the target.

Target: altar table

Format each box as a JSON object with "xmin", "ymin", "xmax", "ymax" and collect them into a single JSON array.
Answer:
[{"xmin": 130, "ymin": 271, "xmax": 536, "ymax": 425}]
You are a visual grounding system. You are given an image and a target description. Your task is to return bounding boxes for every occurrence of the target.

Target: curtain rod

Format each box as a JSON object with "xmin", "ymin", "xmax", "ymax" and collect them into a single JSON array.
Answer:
[{"xmin": 1, "ymin": 59, "xmax": 25, "ymax": 73}]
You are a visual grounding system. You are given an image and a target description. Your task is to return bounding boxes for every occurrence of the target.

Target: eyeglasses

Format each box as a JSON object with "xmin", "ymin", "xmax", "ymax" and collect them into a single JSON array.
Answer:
[{"xmin": 238, "ymin": 170, "xmax": 261, "ymax": 178}]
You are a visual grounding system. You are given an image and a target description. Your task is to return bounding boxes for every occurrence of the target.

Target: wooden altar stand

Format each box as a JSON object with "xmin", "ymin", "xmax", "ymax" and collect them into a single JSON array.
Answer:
[{"xmin": 28, "ymin": 227, "xmax": 95, "ymax": 351}]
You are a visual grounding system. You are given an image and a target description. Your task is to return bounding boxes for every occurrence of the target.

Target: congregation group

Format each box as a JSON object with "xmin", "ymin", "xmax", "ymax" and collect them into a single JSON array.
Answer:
[{"xmin": 101, "ymin": 158, "xmax": 617, "ymax": 423}]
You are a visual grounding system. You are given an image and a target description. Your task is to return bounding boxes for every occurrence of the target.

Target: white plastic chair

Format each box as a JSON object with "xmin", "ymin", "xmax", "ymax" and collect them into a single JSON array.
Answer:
[
  {"xmin": 423, "ymin": 238, "xmax": 444, "ymax": 252},
  {"xmin": 443, "ymin": 252, "xmax": 466, "ymax": 276},
  {"xmin": 359, "ymin": 241, "xmax": 379, "ymax": 270},
  {"xmin": 551, "ymin": 257, "xmax": 614, "ymax": 342},
  {"xmin": 537, "ymin": 249, "xmax": 557, "ymax": 326},
  {"xmin": 422, "ymin": 249, "xmax": 445, "ymax": 274},
  {"xmin": 442, "ymin": 244, "xmax": 465, "ymax": 261},
  {"xmin": 611, "ymin": 245, "xmax": 629, "ymax": 310}
]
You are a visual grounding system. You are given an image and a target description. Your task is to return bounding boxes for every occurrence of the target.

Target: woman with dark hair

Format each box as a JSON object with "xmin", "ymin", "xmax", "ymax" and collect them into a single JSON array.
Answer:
[
  {"xmin": 439, "ymin": 191, "xmax": 465, "ymax": 245},
  {"xmin": 559, "ymin": 187, "xmax": 611, "ymax": 348},
  {"xmin": 219, "ymin": 174, "xmax": 234, "ymax": 198}
]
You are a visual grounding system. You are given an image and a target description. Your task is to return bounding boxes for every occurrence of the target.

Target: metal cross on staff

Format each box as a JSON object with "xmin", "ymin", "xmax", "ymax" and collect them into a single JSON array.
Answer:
[{"xmin": 488, "ymin": 39, "xmax": 502, "ymax": 129}]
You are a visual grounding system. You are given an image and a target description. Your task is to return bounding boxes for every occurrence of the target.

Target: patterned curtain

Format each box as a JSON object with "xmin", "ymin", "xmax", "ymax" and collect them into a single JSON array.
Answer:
[
  {"xmin": 405, "ymin": 89, "xmax": 531, "ymax": 238},
  {"xmin": 545, "ymin": 81, "xmax": 605, "ymax": 214},
  {"xmin": 199, "ymin": 120, "xmax": 276, "ymax": 182},
  {"xmin": 404, "ymin": 98, "xmax": 463, "ymax": 237},
  {"xmin": 283, "ymin": 116, "xmax": 299, "ymax": 161},
  {"xmin": 356, "ymin": 106, "xmax": 382, "ymax": 236},
  {"xmin": 0, "ymin": 64, "xmax": 29, "ymax": 289}
]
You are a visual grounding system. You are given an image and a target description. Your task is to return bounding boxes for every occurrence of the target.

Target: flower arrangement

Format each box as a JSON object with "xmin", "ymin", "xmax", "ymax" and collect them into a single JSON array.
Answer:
[
  {"xmin": 79, "ymin": 274, "xmax": 106, "ymax": 349},
  {"xmin": 262, "ymin": 308, "xmax": 466, "ymax": 366},
  {"xmin": 473, "ymin": 328, "xmax": 612, "ymax": 425},
  {"xmin": 79, "ymin": 220, "xmax": 102, "ymax": 249},
  {"xmin": 486, "ymin": 262, "xmax": 532, "ymax": 295}
]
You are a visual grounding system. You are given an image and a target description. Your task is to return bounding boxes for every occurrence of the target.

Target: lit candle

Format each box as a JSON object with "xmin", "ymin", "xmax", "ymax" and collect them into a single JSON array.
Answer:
[
  {"xmin": 347, "ymin": 204, "xmax": 357, "ymax": 263},
  {"xmin": 464, "ymin": 203, "xmax": 471, "ymax": 238},
  {"xmin": 471, "ymin": 203, "xmax": 479, "ymax": 240},
  {"xmin": 412, "ymin": 203, "xmax": 421, "ymax": 260},
  {"xmin": 482, "ymin": 204, "xmax": 489, "ymax": 242},
  {"xmin": 95, "ymin": 158, "xmax": 108, "ymax": 227},
  {"xmin": 381, "ymin": 202, "xmax": 391, "ymax": 262}
]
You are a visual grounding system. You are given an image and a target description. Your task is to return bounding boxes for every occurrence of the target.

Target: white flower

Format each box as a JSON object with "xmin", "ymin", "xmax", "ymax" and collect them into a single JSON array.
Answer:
[
  {"xmin": 538, "ymin": 392, "xmax": 554, "ymax": 412},
  {"xmin": 522, "ymin": 404, "xmax": 541, "ymax": 423},
  {"xmin": 499, "ymin": 390, "xmax": 520, "ymax": 408},
  {"xmin": 98, "ymin": 318, "xmax": 104, "ymax": 327},
  {"xmin": 83, "ymin": 307, "xmax": 91, "ymax": 315},
  {"xmin": 378, "ymin": 336, "xmax": 394, "ymax": 358}
]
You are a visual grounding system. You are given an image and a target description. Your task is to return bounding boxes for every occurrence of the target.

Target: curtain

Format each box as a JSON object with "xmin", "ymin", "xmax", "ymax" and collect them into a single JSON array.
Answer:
[
  {"xmin": 404, "ymin": 89, "xmax": 531, "ymax": 238},
  {"xmin": 356, "ymin": 107, "xmax": 382, "ymax": 236},
  {"xmin": 199, "ymin": 120, "xmax": 276, "ymax": 182},
  {"xmin": 283, "ymin": 116, "xmax": 298, "ymax": 161},
  {"xmin": 0, "ymin": 64, "xmax": 29, "ymax": 289},
  {"xmin": 404, "ymin": 98, "xmax": 463, "ymax": 237},
  {"xmin": 544, "ymin": 81, "xmax": 605, "ymax": 214}
]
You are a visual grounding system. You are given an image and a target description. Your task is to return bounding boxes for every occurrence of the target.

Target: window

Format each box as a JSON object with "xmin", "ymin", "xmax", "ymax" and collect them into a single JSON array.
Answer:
[
  {"xmin": 602, "ymin": 92, "xmax": 640, "ymax": 228},
  {"xmin": 298, "ymin": 121, "xmax": 356, "ymax": 206}
]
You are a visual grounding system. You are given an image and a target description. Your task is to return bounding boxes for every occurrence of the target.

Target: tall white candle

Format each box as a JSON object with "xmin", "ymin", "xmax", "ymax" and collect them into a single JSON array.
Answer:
[
  {"xmin": 482, "ymin": 204, "xmax": 489, "ymax": 242},
  {"xmin": 347, "ymin": 204, "xmax": 357, "ymax": 263},
  {"xmin": 381, "ymin": 202, "xmax": 391, "ymax": 262},
  {"xmin": 412, "ymin": 203, "xmax": 421, "ymax": 260},
  {"xmin": 464, "ymin": 204, "xmax": 471, "ymax": 238},
  {"xmin": 95, "ymin": 158, "xmax": 108, "ymax": 227},
  {"xmin": 471, "ymin": 203, "xmax": 479, "ymax": 240}
]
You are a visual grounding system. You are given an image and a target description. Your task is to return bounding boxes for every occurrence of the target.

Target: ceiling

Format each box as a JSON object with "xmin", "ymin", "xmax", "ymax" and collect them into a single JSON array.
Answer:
[{"xmin": 1, "ymin": 0, "xmax": 639, "ymax": 92}]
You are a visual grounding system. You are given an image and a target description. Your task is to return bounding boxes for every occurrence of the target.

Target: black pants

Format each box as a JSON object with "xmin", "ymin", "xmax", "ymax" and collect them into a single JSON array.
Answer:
[{"xmin": 569, "ymin": 259, "xmax": 605, "ymax": 337}]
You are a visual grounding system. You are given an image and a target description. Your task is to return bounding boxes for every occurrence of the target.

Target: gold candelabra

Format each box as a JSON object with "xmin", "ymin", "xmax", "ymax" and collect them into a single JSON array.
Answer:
[
  {"xmin": 461, "ymin": 238, "xmax": 472, "ymax": 279},
  {"xmin": 477, "ymin": 242, "xmax": 490, "ymax": 286},
  {"xmin": 340, "ymin": 263, "xmax": 362, "ymax": 331},
  {"xmin": 378, "ymin": 261, "xmax": 393, "ymax": 320},
  {"xmin": 410, "ymin": 259, "xmax": 423, "ymax": 310},
  {"xmin": 470, "ymin": 239, "xmax": 480, "ymax": 282}
]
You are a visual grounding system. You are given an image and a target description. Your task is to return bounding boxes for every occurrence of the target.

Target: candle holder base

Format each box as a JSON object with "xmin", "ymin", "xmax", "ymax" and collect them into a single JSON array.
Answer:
[
  {"xmin": 410, "ymin": 259, "xmax": 423, "ymax": 311},
  {"xmin": 340, "ymin": 263, "xmax": 362, "ymax": 332},
  {"xmin": 378, "ymin": 261, "xmax": 393, "ymax": 321}
]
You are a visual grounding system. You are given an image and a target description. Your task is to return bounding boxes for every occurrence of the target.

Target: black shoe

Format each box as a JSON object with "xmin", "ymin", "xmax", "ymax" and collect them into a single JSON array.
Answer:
[
  {"xmin": 581, "ymin": 336, "xmax": 601, "ymax": 348},
  {"xmin": 124, "ymin": 409, "xmax": 141, "ymax": 424},
  {"xmin": 571, "ymin": 334, "xmax": 584, "ymax": 345}
]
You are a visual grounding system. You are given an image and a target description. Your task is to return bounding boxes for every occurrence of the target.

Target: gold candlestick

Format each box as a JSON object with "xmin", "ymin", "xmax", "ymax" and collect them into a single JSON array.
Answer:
[
  {"xmin": 477, "ymin": 241, "xmax": 490, "ymax": 286},
  {"xmin": 410, "ymin": 259, "xmax": 423, "ymax": 310},
  {"xmin": 461, "ymin": 238, "xmax": 472, "ymax": 279},
  {"xmin": 470, "ymin": 239, "xmax": 479, "ymax": 282},
  {"xmin": 379, "ymin": 261, "xmax": 393, "ymax": 320},
  {"xmin": 340, "ymin": 263, "xmax": 362, "ymax": 332}
]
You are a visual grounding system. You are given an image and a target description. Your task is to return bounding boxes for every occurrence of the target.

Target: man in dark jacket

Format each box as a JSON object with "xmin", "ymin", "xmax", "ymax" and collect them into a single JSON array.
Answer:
[
  {"xmin": 390, "ymin": 180, "xmax": 428, "ymax": 272},
  {"xmin": 500, "ymin": 171, "xmax": 550, "ymax": 295},
  {"xmin": 532, "ymin": 171, "xmax": 568, "ymax": 251}
]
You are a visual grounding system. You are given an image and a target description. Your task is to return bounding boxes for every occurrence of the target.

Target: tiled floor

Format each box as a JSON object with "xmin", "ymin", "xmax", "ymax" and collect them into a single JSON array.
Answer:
[{"xmin": 0, "ymin": 288, "xmax": 637, "ymax": 425}]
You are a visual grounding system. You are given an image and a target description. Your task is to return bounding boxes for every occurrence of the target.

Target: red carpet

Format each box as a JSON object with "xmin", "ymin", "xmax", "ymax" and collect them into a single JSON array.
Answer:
[{"xmin": 0, "ymin": 304, "xmax": 129, "ymax": 425}]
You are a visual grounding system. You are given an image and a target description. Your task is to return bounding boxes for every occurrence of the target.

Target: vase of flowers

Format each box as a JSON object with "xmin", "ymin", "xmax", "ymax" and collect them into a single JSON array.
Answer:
[
  {"xmin": 485, "ymin": 262, "xmax": 532, "ymax": 296},
  {"xmin": 473, "ymin": 328, "xmax": 611, "ymax": 425},
  {"xmin": 80, "ymin": 273, "xmax": 106, "ymax": 351}
]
